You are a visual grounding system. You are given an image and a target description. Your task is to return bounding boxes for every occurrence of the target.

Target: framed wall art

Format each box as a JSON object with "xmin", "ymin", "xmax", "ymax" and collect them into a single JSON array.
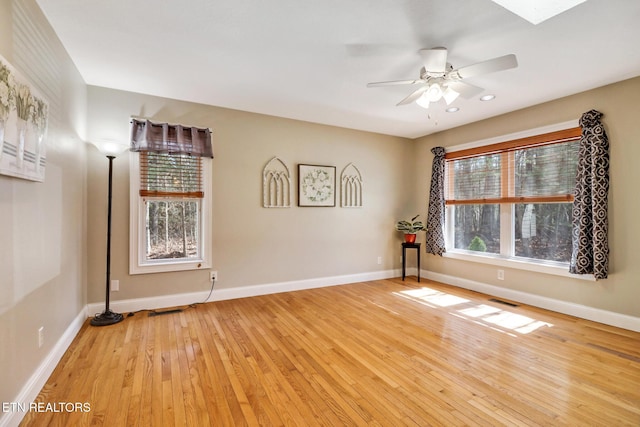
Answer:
[
  {"xmin": 298, "ymin": 164, "xmax": 336, "ymax": 207},
  {"xmin": 0, "ymin": 54, "xmax": 49, "ymax": 182}
]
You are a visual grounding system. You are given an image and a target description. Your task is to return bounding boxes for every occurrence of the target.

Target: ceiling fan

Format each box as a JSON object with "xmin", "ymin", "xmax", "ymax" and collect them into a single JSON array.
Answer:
[{"xmin": 367, "ymin": 47, "xmax": 518, "ymax": 109}]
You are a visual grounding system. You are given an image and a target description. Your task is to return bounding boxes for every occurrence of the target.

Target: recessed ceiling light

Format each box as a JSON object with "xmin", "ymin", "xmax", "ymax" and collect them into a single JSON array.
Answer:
[
  {"xmin": 446, "ymin": 107, "xmax": 459, "ymax": 113},
  {"xmin": 480, "ymin": 94, "xmax": 496, "ymax": 101}
]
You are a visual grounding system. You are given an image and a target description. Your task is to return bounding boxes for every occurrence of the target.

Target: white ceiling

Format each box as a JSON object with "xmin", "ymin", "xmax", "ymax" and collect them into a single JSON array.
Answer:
[{"xmin": 35, "ymin": 0, "xmax": 640, "ymax": 139}]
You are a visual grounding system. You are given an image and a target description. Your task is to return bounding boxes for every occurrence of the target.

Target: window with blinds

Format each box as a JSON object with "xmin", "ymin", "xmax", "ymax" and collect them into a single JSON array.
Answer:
[
  {"xmin": 444, "ymin": 126, "xmax": 582, "ymax": 263},
  {"xmin": 445, "ymin": 127, "xmax": 582, "ymax": 205},
  {"xmin": 139, "ymin": 152, "xmax": 203, "ymax": 198},
  {"xmin": 129, "ymin": 119, "xmax": 213, "ymax": 275}
]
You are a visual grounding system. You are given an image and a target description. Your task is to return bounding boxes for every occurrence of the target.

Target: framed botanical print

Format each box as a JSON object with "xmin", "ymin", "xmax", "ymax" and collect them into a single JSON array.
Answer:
[
  {"xmin": 298, "ymin": 164, "xmax": 336, "ymax": 207},
  {"xmin": 0, "ymin": 54, "xmax": 49, "ymax": 182}
]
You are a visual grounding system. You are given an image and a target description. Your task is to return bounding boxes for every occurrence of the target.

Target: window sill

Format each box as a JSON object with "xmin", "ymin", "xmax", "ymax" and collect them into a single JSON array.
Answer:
[
  {"xmin": 130, "ymin": 259, "xmax": 210, "ymax": 275},
  {"xmin": 442, "ymin": 250, "xmax": 596, "ymax": 281}
]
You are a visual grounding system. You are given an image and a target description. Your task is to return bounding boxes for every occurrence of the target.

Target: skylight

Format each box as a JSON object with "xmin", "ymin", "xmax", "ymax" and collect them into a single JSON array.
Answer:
[{"xmin": 491, "ymin": 0, "xmax": 588, "ymax": 24}]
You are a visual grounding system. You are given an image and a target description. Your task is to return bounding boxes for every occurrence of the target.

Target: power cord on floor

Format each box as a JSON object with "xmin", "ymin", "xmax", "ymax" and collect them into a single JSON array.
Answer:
[
  {"xmin": 188, "ymin": 276, "xmax": 216, "ymax": 308},
  {"xmin": 126, "ymin": 276, "xmax": 216, "ymax": 318}
]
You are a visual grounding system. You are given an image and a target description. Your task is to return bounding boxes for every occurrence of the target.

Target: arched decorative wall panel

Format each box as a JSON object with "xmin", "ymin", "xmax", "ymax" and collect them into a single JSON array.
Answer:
[
  {"xmin": 340, "ymin": 162, "xmax": 363, "ymax": 208},
  {"xmin": 263, "ymin": 156, "xmax": 291, "ymax": 208}
]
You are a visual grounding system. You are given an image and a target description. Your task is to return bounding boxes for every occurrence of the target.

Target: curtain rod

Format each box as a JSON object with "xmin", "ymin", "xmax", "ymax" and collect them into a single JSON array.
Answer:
[{"xmin": 130, "ymin": 116, "xmax": 213, "ymax": 133}]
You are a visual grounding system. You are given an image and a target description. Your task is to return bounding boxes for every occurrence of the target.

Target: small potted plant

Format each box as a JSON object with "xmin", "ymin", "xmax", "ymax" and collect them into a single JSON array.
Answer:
[{"xmin": 395, "ymin": 214, "xmax": 426, "ymax": 243}]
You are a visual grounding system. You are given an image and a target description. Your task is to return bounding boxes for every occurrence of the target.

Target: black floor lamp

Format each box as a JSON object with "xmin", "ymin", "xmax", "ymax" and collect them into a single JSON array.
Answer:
[{"xmin": 90, "ymin": 140, "xmax": 128, "ymax": 326}]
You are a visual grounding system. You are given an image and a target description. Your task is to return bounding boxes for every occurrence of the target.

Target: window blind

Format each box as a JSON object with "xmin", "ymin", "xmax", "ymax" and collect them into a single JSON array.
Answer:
[
  {"xmin": 139, "ymin": 152, "xmax": 203, "ymax": 198},
  {"xmin": 445, "ymin": 127, "xmax": 582, "ymax": 205}
]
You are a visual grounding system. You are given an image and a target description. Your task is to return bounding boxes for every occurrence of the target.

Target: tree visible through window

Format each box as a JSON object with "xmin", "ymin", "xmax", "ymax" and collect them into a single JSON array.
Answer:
[
  {"xmin": 145, "ymin": 200, "xmax": 200, "ymax": 260},
  {"xmin": 446, "ymin": 127, "xmax": 581, "ymax": 263},
  {"xmin": 140, "ymin": 151, "xmax": 203, "ymax": 262},
  {"xmin": 454, "ymin": 204, "xmax": 500, "ymax": 254}
]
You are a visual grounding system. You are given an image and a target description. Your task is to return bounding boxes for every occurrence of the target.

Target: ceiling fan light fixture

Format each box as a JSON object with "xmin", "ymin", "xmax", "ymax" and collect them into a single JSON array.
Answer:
[
  {"xmin": 426, "ymin": 83, "xmax": 443, "ymax": 102},
  {"xmin": 416, "ymin": 93, "xmax": 430, "ymax": 109},
  {"xmin": 443, "ymin": 87, "xmax": 460, "ymax": 105},
  {"xmin": 416, "ymin": 84, "xmax": 459, "ymax": 109}
]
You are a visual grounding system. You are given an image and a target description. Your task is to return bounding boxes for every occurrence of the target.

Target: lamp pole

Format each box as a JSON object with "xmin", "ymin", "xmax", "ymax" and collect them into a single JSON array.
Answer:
[{"xmin": 90, "ymin": 154, "xmax": 124, "ymax": 326}]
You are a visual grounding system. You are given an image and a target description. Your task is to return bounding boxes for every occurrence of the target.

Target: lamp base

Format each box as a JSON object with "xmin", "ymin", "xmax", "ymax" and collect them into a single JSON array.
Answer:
[{"xmin": 90, "ymin": 309, "xmax": 124, "ymax": 327}]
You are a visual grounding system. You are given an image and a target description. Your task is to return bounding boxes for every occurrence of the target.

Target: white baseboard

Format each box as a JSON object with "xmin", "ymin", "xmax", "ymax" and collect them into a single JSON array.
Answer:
[
  {"xmin": 423, "ymin": 270, "xmax": 640, "ymax": 332},
  {"xmin": 0, "ymin": 308, "xmax": 87, "ymax": 427},
  {"xmin": 87, "ymin": 269, "xmax": 401, "ymax": 316}
]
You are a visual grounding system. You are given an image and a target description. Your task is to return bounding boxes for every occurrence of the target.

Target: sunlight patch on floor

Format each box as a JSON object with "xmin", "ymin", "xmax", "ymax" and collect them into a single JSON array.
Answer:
[
  {"xmin": 396, "ymin": 287, "xmax": 470, "ymax": 307},
  {"xmin": 394, "ymin": 287, "xmax": 553, "ymax": 335},
  {"xmin": 459, "ymin": 304, "xmax": 502, "ymax": 318}
]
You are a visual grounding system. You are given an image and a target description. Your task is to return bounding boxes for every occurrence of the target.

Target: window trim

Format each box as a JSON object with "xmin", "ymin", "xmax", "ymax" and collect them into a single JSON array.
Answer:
[
  {"xmin": 129, "ymin": 151, "xmax": 212, "ymax": 275},
  {"xmin": 444, "ymin": 120, "xmax": 579, "ymax": 154},
  {"xmin": 443, "ymin": 120, "xmax": 594, "ymax": 279},
  {"xmin": 441, "ymin": 250, "xmax": 596, "ymax": 281}
]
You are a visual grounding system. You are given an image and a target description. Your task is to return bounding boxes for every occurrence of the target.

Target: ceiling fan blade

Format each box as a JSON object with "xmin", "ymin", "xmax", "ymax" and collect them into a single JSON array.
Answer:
[
  {"xmin": 396, "ymin": 86, "xmax": 428, "ymax": 106},
  {"xmin": 367, "ymin": 79, "xmax": 424, "ymax": 87},
  {"xmin": 446, "ymin": 81, "xmax": 484, "ymax": 99},
  {"xmin": 455, "ymin": 54, "xmax": 518, "ymax": 79},
  {"xmin": 419, "ymin": 47, "xmax": 448, "ymax": 73}
]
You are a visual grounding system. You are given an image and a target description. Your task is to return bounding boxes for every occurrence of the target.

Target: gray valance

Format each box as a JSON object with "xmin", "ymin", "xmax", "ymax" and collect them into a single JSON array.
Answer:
[{"xmin": 130, "ymin": 118, "xmax": 214, "ymax": 158}]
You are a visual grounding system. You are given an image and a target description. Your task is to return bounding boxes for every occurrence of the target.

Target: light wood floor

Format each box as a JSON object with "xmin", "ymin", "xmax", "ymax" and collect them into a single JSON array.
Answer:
[{"xmin": 21, "ymin": 278, "xmax": 640, "ymax": 426}]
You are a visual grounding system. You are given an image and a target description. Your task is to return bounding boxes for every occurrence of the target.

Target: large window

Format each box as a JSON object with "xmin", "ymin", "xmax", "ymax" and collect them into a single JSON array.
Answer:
[
  {"xmin": 129, "ymin": 119, "xmax": 213, "ymax": 274},
  {"xmin": 445, "ymin": 127, "xmax": 581, "ymax": 264}
]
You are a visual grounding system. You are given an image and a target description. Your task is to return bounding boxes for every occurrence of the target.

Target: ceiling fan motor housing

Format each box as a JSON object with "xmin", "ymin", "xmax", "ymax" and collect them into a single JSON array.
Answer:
[{"xmin": 421, "ymin": 63, "xmax": 454, "ymax": 80}]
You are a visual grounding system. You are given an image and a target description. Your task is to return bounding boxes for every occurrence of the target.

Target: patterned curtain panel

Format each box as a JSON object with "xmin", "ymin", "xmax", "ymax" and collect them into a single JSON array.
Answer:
[
  {"xmin": 130, "ymin": 118, "xmax": 214, "ymax": 158},
  {"xmin": 570, "ymin": 110, "xmax": 609, "ymax": 279},
  {"xmin": 425, "ymin": 147, "xmax": 446, "ymax": 255}
]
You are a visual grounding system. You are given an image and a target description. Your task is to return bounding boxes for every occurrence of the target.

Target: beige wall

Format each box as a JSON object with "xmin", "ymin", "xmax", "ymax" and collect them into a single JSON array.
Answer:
[
  {"xmin": 415, "ymin": 76, "xmax": 640, "ymax": 318},
  {"xmin": 2, "ymin": 0, "xmax": 639, "ymax": 416},
  {"xmin": 0, "ymin": 0, "xmax": 87, "ymax": 405},
  {"xmin": 85, "ymin": 86, "xmax": 416, "ymax": 303}
]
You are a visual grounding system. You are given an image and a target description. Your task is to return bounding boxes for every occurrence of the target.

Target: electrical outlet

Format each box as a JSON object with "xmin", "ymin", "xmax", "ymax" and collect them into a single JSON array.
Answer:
[
  {"xmin": 377, "ymin": 256, "xmax": 382, "ymax": 265},
  {"xmin": 210, "ymin": 271, "xmax": 218, "ymax": 281},
  {"xmin": 111, "ymin": 279, "xmax": 119, "ymax": 291},
  {"xmin": 497, "ymin": 269, "xmax": 505, "ymax": 280},
  {"xmin": 38, "ymin": 327, "xmax": 44, "ymax": 348}
]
